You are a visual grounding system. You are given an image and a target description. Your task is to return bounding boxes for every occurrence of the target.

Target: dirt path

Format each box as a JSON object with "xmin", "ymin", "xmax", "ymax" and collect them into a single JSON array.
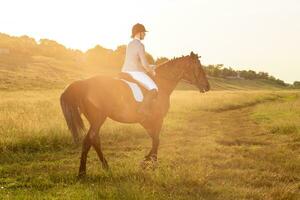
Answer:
[{"xmin": 178, "ymin": 100, "xmax": 300, "ymax": 200}]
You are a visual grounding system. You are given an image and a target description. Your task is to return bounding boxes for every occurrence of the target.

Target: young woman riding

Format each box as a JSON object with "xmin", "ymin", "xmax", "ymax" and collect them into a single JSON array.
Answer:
[{"xmin": 121, "ymin": 23, "xmax": 157, "ymax": 117}]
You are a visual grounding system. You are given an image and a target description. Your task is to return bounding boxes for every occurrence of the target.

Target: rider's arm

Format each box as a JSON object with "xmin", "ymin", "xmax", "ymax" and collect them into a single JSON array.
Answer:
[{"xmin": 138, "ymin": 43, "xmax": 153, "ymax": 73}]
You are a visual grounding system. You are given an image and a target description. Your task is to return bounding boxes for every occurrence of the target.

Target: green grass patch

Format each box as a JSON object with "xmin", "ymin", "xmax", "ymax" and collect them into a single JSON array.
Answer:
[{"xmin": 251, "ymin": 91, "xmax": 300, "ymax": 135}]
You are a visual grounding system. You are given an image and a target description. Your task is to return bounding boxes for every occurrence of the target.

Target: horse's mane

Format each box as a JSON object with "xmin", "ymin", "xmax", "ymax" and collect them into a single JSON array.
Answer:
[
  {"xmin": 155, "ymin": 55, "xmax": 189, "ymax": 71},
  {"xmin": 153, "ymin": 55, "xmax": 191, "ymax": 82}
]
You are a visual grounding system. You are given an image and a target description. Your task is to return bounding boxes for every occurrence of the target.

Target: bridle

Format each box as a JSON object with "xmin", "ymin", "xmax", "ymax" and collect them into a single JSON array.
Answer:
[
  {"xmin": 155, "ymin": 56, "xmax": 203, "ymax": 88},
  {"xmin": 181, "ymin": 61, "xmax": 202, "ymax": 87},
  {"xmin": 154, "ymin": 59, "xmax": 185, "ymax": 83},
  {"xmin": 157, "ymin": 69, "xmax": 184, "ymax": 82}
]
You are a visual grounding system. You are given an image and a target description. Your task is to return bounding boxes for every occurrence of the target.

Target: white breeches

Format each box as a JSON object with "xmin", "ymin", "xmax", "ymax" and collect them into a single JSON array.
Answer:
[{"xmin": 123, "ymin": 71, "xmax": 158, "ymax": 91}]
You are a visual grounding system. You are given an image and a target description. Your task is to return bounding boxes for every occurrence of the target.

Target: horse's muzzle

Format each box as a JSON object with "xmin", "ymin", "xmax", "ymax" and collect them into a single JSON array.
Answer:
[{"xmin": 199, "ymin": 84, "xmax": 210, "ymax": 93}]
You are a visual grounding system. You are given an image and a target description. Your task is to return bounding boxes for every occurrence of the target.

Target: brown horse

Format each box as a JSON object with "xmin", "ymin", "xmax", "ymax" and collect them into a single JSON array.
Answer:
[{"xmin": 60, "ymin": 51, "xmax": 210, "ymax": 177}]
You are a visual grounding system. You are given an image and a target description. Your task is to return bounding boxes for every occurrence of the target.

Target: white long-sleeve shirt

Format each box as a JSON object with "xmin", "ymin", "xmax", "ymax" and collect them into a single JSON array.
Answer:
[{"xmin": 121, "ymin": 39, "xmax": 152, "ymax": 73}]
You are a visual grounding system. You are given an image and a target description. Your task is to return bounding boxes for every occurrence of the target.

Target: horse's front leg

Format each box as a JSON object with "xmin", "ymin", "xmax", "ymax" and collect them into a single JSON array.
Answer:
[
  {"xmin": 141, "ymin": 119, "xmax": 163, "ymax": 169},
  {"xmin": 145, "ymin": 132, "xmax": 159, "ymax": 161}
]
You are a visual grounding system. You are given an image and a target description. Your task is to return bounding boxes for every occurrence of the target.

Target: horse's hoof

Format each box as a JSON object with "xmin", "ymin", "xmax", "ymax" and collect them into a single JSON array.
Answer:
[
  {"xmin": 140, "ymin": 158, "xmax": 158, "ymax": 170},
  {"xmin": 102, "ymin": 163, "xmax": 109, "ymax": 171},
  {"xmin": 77, "ymin": 171, "xmax": 86, "ymax": 179}
]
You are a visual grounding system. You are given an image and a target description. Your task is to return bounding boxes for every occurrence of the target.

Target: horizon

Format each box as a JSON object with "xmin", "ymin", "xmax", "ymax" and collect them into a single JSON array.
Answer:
[
  {"xmin": 0, "ymin": 31, "xmax": 294, "ymax": 85},
  {"xmin": 1, "ymin": 0, "xmax": 299, "ymax": 83}
]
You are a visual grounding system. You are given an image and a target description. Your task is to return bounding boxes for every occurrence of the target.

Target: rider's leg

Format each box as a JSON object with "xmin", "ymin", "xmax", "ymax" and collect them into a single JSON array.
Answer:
[
  {"xmin": 125, "ymin": 71, "xmax": 158, "ymax": 116},
  {"xmin": 138, "ymin": 89, "xmax": 158, "ymax": 116},
  {"xmin": 125, "ymin": 71, "xmax": 158, "ymax": 90}
]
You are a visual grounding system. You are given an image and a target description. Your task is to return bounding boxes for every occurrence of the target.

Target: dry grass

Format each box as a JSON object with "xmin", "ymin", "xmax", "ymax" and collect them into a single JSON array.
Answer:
[{"xmin": 0, "ymin": 89, "xmax": 299, "ymax": 199}]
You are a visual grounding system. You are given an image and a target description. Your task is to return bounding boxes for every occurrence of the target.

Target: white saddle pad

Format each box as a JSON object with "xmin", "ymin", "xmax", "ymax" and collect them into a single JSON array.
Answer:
[{"xmin": 120, "ymin": 79, "xmax": 143, "ymax": 102}]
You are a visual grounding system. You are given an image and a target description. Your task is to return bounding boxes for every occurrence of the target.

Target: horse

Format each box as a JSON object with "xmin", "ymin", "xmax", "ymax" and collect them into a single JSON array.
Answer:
[{"xmin": 60, "ymin": 51, "xmax": 210, "ymax": 177}]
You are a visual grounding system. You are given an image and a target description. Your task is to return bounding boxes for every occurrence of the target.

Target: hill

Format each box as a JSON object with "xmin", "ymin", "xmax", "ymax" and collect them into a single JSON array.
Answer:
[
  {"xmin": 0, "ymin": 55, "xmax": 289, "ymax": 91},
  {"xmin": 0, "ymin": 32, "xmax": 294, "ymax": 90},
  {"xmin": 0, "ymin": 55, "xmax": 291, "ymax": 91}
]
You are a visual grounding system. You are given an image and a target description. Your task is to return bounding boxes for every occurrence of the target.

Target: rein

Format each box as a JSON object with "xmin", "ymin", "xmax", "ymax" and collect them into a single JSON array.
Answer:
[
  {"xmin": 155, "ymin": 69, "xmax": 184, "ymax": 83},
  {"xmin": 182, "ymin": 66, "xmax": 200, "ymax": 86},
  {"xmin": 153, "ymin": 55, "xmax": 206, "ymax": 92},
  {"xmin": 155, "ymin": 57, "xmax": 198, "ymax": 86},
  {"xmin": 155, "ymin": 58, "xmax": 188, "ymax": 83}
]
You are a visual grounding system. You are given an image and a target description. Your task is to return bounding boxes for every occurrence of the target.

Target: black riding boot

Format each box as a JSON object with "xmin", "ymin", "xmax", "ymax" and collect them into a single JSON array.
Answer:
[{"xmin": 138, "ymin": 89, "xmax": 158, "ymax": 116}]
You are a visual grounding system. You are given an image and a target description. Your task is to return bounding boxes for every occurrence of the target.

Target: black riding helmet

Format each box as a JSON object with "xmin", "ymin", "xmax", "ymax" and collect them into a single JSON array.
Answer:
[{"xmin": 131, "ymin": 23, "xmax": 148, "ymax": 38}]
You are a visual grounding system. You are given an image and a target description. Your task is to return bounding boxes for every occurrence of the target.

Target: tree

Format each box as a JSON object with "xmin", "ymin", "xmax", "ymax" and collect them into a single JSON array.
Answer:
[
  {"xmin": 145, "ymin": 52, "xmax": 155, "ymax": 64},
  {"xmin": 258, "ymin": 72, "xmax": 269, "ymax": 79},
  {"xmin": 240, "ymin": 70, "xmax": 257, "ymax": 80},
  {"xmin": 39, "ymin": 39, "xmax": 71, "ymax": 60},
  {"xmin": 221, "ymin": 67, "xmax": 237, "ymax": 77},
  {"xmin": 204, "ymin": 64, "xmax": 223, "ymax": 77},
  {"xmin": 112, "ymin": 45, "xmax": 127, "ymax": 69},
  {"xmin": 293, "ymin": 81, "xmax": 300, "ymax": 88},
  {"xmin": 85, "ymin": 45, "xmax": 114, "ymax": 67}
]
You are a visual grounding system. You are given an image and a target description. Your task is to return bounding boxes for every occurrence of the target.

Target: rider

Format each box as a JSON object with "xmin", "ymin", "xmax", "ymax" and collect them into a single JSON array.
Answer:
[{"xmin": 121, "ymin": 23, "xmax": 158, "ymax": 117}]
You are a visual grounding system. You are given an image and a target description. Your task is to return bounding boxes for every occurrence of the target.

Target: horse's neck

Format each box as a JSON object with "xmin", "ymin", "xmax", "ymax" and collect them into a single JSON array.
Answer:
[
  {"xmin": 155, "ymin": 60, "xmax": 185, "ymax": 95},
  {"xmin": 155, "ymin": 78, "xmax": 180, "ymax": 96}
]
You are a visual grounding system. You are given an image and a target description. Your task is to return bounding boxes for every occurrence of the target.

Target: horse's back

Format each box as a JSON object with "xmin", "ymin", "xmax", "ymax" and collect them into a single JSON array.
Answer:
[
  {"xmin": 82, "ymin": 75, "xmax": 141, "ymax": 122},
  {"xmin": 84, "ymin": 75, "xmax": 135, "ymax": 101}
]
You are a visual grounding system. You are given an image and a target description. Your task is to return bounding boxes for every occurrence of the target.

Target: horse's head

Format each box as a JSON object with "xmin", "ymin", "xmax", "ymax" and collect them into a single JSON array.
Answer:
[
  {"xmin": 155, "ymin": 52, "xmax": 210, "ymax": 93},
  {"xmin": 181, "ymin": 52, "xmax": 210, "ymax": 93}
]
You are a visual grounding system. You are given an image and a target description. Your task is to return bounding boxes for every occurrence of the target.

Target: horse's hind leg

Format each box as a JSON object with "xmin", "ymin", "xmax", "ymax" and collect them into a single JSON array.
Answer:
[
  {"xmin": 86, "ymin": 114, "xmax": 108, "ymax": 171},
  {"xmin": 91, "ymin": 130, "xmax": 109, "ymax": 170},
  {"xmin": 78, "ymin": 116, "xmax": 106, "ymax": 177},
  {"xmin": 78, "ymin": 129, "xmax": 92, "ymax": 178}
]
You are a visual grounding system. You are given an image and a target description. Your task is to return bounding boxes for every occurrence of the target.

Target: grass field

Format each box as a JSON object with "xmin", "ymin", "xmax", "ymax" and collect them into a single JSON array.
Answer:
[{"xmin": 0, "ymin": 89, "xmax": 299, "ymax": 199}]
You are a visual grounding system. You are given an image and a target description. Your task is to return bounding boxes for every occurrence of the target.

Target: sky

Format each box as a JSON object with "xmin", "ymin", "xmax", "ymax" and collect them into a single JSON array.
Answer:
[{"xmin": 1, "ymin": 0, "xmax": 299, "ymax": 83}]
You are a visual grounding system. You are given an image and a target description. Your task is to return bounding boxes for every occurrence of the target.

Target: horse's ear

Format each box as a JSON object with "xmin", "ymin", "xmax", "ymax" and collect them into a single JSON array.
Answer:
[{"xmin": 190, "ymin": 51, "xmax": 200, "ymax": 58}]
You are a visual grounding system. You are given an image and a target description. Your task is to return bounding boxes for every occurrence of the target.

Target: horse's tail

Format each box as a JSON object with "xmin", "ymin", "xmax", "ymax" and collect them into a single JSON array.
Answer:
[{"xmin": 60, "ymin": 81, "xmax": 86, "ymax": 144}]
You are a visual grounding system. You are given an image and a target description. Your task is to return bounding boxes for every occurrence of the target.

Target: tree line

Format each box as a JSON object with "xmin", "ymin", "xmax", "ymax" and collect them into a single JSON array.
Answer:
[
  {"xmin": 0, "ymin": 33, "xmax": 154, "ymax": 69},
  {"xmin": 0, "ymin": 33, "xmax": 298, "ymax": 88},
  {"xmin": 204, "ymin": 64, "xmax": 287, "ymax": 86}
]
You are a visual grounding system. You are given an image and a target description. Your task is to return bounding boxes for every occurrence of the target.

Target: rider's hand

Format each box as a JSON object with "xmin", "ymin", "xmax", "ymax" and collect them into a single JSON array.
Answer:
[
  {"xmin": 150, "ymin": 69, "xmax": 156, "ymax": 76},
  {"xmin": 149, "ymin": 64, "xmax": 156, "ymax": 69},
  {"xmin": 146, "ymin": 67, "xmax": 155, "ymax": 76}
]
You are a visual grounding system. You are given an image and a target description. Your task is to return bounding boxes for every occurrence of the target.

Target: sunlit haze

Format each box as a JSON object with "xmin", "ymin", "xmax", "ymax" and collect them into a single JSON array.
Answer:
[{"xmin": 1, "ymin": 0, "xmax": 299, "ymax": 83}]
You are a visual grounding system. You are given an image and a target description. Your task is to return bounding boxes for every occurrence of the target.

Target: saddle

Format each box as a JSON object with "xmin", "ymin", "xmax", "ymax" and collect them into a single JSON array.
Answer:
[
  {"xmin": 117, "ymin": 72, "xmax": 157, "ymax": 95},
  {"xmin": 117, "ymin": 72, "xmax": 158, "ymax": 117}
]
